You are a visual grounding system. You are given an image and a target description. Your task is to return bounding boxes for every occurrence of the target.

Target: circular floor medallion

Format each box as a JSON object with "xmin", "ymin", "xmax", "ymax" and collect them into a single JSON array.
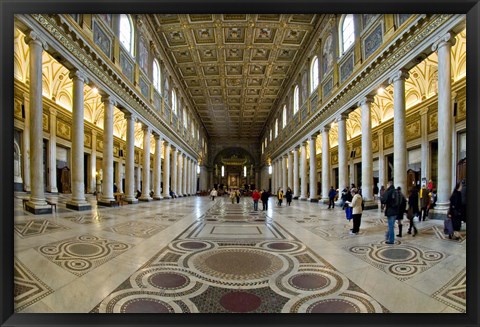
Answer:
[
  {"xmin": 149, "ymin": 272, "xmax": 189, "ymax": 289},
  {"xmin": 220, "ymin": 291, "xmax": 262, "ymax": 312},
  {"xmin": 65, "ymin": 243, "xmax": 103, "ymax": 257},
  {"xmin": 193, "ymin": 248, "xmax": 283, "ymax": 280},
  {"xmin": 121, "ymin": 298, "xmax": 172, "ymax": 313},
  {"xmin": 267, "ymin": 242, "xmax": 295, "ymax": 250},
  {"xmin": 180, "ymin": 241, "xmax": 207, "ymax": 250},
  {"xmin": 289, "ymin": 273, "xmax": 329, "ymax": 290},
  {"xmin": 309, "ymin": 299, "xmax": 359, "ymax": 313},
  {"xmin": 377, "ymin": 248, "xmax": 415, "ymax": 261}
]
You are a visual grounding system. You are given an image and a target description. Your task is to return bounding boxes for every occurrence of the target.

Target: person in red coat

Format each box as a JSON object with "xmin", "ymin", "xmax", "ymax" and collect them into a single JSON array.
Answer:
[{"xmin": 252, "ymin": 189, "xmax": 261, "ymax": 211}]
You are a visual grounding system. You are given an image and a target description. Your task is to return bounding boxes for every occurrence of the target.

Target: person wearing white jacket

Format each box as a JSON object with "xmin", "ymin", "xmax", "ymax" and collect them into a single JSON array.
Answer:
[{"xmin": 346, "ymin": 188, "xmax": 363, "ymax": 235}]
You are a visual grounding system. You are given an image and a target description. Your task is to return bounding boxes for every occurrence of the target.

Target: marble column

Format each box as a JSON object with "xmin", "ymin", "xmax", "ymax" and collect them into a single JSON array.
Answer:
[
  {"xmin": 293, "ymin": 146, "xmax": 300, "ymax": 199},
  {"xmin": 255, "ymin": 170, "xmax": 260, "ymax": 190},
  {"xmin": 90, "ymin": 130, "xmax": 97, "ymax": 194},
  {"xmin": 115, "ymin": 161, "xmax": 123, "ymax": 193},
  {"xmin": 66, "ymin": 69, "xmax": 91, "ymax": 211},
  {"xmin": 47, "ymin": 107, "xmax": 58, "ymax": 193},
  {"xmin": 300, "ymin": 142, "xmax": 308, "ymax": 200},
  {"xmin": 278, "ymin": 158, "xmax": 283, "ymax": 192},
  {"xmin": 321, "ymin": 126, "xmax": 331, "ymax": 201},
  {"xmin": 177, "ymin": 151, "xmax": 183, "ymax": 197},
  {"xmin": 124, "ymin": 113, "xmax": 138, "ymax": 203},
  {"xmin": 193, "ymin": 161, "xmax": 197, "ymax": 194},
  {"xmin": 308, "ymin": 134, "xmax": 319, "ymax": 202},
  {"xmin": 389, "ymin": 69, "xmax": 409, "ymax": 193},
  {"xmin": 171, "ymin": 146, "xmax": 178, "ymax": 196},
  {"xmin": 22, "ymin": 93, "xmax": 31, "ymax": 192},
  {"xmin": 282, "ymin": 155, "xmax": 288, "ymax": 193},
  {"xmin": 99, "ymin": 96, "xmax": 116, "ymax": 206},
  {"xmin": 182, "ymin": 154, "xmax": 188, "ymax": 196},
  {"xmin": 163, "ymin": 141, "xmax": 171, "ymax": 198},
  {"xmin": 337, "ymin": 113, "xmax": 348, "ymax": 192},
  {"xmin": 288, "ymin": 151, "xmax": 293, "ymax": 192},
  {"xmin": 377, "ymin": 130, "xmax": 386, "ymax": 190},
  {"xmin": 420, "ymin": 107, "xmax": 430, "ymax": 182},
  {"xmin": 433, "ymin": 33, "xmax": 456, "ymax": 208},
  {"xmin": 208, "ymin": 168, "xmax": 213, "ymax": 190},
  {"xmin": 360, "ymin": 96, "xmax": 374, "ymax": 201},
  {"xmin": 153, "ymin": 133, "xmax": 163, "ymax": 200},
  {"xmin": 25, "ymin": 32, "xmax": 51, "ymax": 214},
  {"xmin": 139, "ymin": 125, "xmax": 152, "ymax": 201},
  {"xmin": 190, "ymin": 159, "xmax": 194, "ymax": 195},
  {"xmin": 272, "ymin": 161, "xmax": 276, "ymax": 192}
]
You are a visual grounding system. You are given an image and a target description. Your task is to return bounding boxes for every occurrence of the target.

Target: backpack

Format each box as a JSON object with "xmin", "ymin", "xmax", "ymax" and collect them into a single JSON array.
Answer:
[{"xmin": 390, "ymin": 190, "xmax": 402, "ymax": 208}]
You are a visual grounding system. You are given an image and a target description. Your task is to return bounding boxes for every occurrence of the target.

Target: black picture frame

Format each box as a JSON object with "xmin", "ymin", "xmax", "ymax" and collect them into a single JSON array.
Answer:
[{"xmin": 1, "ymin": 1, "xmax": 479, "ymax": 327}]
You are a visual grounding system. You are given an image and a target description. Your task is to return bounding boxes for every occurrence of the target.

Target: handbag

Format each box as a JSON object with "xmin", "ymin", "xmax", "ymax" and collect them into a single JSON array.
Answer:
[
  {"xmin": 345, "ymin": 206, "xmax": 353, "ymax": 220},
  {"xmin": 407, "ymin": 207, "xmax": 414, "ymax": 219}
]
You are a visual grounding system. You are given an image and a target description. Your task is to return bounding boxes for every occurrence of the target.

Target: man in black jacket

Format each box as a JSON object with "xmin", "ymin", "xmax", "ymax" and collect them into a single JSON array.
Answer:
[
  {"xmin": 381, "ymin": 181, "xmax": 399, "ymax": 244},
  {"xmin": 261, "ymin": 190, "xmax": 270, "ymax": 211}
]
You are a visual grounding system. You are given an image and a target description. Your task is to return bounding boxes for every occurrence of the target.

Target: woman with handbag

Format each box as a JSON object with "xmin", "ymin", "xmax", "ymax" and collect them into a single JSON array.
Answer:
[
  {"xmin": 407, "ymin": 187, "xmax": 418, "ymax": 236},
  {"xmin": 346, "ymin": 188, "xmax": 363, "ymax": 235}
]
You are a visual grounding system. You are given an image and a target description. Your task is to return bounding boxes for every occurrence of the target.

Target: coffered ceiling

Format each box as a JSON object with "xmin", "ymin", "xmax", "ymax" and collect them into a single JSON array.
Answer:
[{"xmin": 147, "ymin": 14, "xmax": 321, "ymax": 140}]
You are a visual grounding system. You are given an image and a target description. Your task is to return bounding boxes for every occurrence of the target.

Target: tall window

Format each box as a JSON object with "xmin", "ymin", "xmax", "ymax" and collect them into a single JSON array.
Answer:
[
  {"xmin": 183, "ymin": 109, "xmax": 188, "ymax": 128},
  {"xmin": 275, "ymin": 119, "xmax": 278, "ymax": 138},
  {"xmin": 265, "ymin": 137, "xmax": 268, "ymax": 148},
  {"xmin": 119, "ymin": 14, "xmax": 134, "ymax": 57},
  {"xmin": 341, "ymin": 14, "xmax": 355, "ymax": 54},
  {"xmin": 262, "ymin": 143, "xmax": 264, "ymax": 154},
  {"xmin": 171, "ymin": 89, "xmax": 177, "ymax": 115},
  {"xmin": 269, "ymin": 129, "xmax": 272, "ymax": 141},
  {"xmin": 153, "ymin": 59, "xmax": 161, "ymax": 93},
  {"xmin": 282, "ymin": 105, "xmax": 287, "ymax": 128},
  {"xmin": 293, "ymin": 85, "xmax": 299, "ymax": 114},
  {"xmin": 310, "ymin": 56, "xmax": 319, "ymax": 92}
]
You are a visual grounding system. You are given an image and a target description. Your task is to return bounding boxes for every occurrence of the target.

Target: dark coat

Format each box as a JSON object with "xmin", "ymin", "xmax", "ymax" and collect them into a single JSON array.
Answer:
[
  {"xmin": 328, "ymin": 188, "xmax": 337, "ymax": 199},
  {"xmin": 261, "ymin": 191, "xmax": 270, "ymax": 202},
  {"xmin": 408, "ymin": 190, "xmax": 419, "ymax": 213},
  {"xmin": 397, "ymin": 193, "xmax": 407, "ymax": 220},
  {"xmin": 381, "ymin": 185, "xmax": 399, "ymax": 217},
  {"xmin": 286, "ymin": 190, "xmax": 293, "ymax": 202}
]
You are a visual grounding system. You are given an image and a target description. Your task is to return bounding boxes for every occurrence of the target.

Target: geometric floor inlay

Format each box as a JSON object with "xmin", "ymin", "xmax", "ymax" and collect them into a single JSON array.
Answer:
[
  {"xmin": 14, "ymin": 219, "xmax": 70, "ymax": 238},
  {"xmin": 432, "ymin": 269, "xmax": 466, "ymax": 312},
  {"xmin": 62, "ymin": 213, "xmax": 113, "ymax": 224},
  {"xmin": 14, "ymin": 258, "xmax": 53, "ymax": 312},
  {"xmin": 346, "ymin": 241, "xmax": 447, "ymax": 281},
  {"xmin": 103, "ymin": 221, "xmax": 167, "ymax": 238},
  {"xmin": 36, "ymin": 235, "xmax": 132, "ymax": 276},
  {"xmin": 91, "ymin": 201, "xmax": 388, "ymax": 313}
]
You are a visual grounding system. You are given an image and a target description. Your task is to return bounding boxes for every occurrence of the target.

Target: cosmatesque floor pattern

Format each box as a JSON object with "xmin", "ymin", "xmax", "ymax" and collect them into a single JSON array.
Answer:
[{"xmin": 13, "ymin": 193, "xmax": 466, "ymax": 313}]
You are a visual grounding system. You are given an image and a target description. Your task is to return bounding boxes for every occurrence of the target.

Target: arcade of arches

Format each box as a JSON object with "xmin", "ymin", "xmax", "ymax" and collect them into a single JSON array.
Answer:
[{"xmin": 12, "ymin": 14, "xmax": 466, "ymax": 314}]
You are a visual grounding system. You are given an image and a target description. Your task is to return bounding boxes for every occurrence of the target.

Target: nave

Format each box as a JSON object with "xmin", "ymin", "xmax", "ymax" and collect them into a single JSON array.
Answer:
[{"xmin": 14, "ymin": 194, "xmax": 466, "ymax": 313}]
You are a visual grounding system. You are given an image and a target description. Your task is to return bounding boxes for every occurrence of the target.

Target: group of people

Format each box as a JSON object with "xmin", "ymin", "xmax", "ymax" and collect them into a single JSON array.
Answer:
[{"xmin": 275, "ymin": 188, "xmax": 293, "ymax": 207}]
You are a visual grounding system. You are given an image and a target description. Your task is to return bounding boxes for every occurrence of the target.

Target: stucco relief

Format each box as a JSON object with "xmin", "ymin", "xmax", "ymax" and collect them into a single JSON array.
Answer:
[
  {"xmin": 406, "ymin": 120, "xmax": 421, "ymax": 141},
  {"xmin": 428, "ymin": 112, "xmax": 438, "ymax": 133},
  {"xmin": 57, "ymin": 120, "xmax": 71, "ymax": 140},
  {"xmin": 84, "ymin": 133, "xmax": 91, "ymax": 148},
  {"xmin": 384, "ymin": 132, "xmax": 393, "ymax": 149},
  {"xmin": 42, "ymin": 113, "xmax": 49, "ymax": 133}
]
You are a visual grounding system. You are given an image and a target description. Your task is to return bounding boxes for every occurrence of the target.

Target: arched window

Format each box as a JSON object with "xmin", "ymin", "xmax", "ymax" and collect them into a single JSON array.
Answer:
[
  {"xmin": 310, "ymin": 56, "xmax": 319, "ymax": 92},
  {"xmin": 119, "ymin": 14, "xmax": 135, "ymax": 57},
  {"xmin": 340, "ymin": 14, "xmax": 355, "ymax": 54},
  {"xmin": 293, "ymin": 85, "xmax": 299, "ymax": 114},
  {"xmin": 183, "ymin": 108, "xmax": 188, "ymax": 128},
  {"xmin": 153, "ymin": 59, "xmax": 161, "ymax": 93},
  {"xmin": 275, "ymin": 119, "xmax": 278, "ymax": 138},
  {"xmin": 282, "ymin": 105, "xmax": 287, "ymax": 128},
  {"xmin": 171, "ymin": 89, "xmax": 177, "ymax": 115}
]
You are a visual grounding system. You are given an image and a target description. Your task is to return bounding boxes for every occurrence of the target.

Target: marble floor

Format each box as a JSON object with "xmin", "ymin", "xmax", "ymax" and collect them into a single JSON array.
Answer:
[{"xmin": 13, "ymin": 193, "xmax": 466, "ymax": 313}]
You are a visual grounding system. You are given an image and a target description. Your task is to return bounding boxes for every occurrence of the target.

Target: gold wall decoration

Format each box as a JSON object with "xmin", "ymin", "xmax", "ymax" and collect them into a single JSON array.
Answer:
[
  {"xmin": 43, "ymin": 113, "xmax": 49, "ymax": 133},
  {"xmin": 455, "ymin": 98, "xmax": 466, "ymax": 122},
  {"xmin": 372, "ymin": 137, "xmax": 379, "ymax": 153},
  {"xmin": 406, "ymin": 120, "xmax": 421, "ymax": 141},
  {"xmin": 134, "ymin": 150, "xmax": 139, "ymax": 164},
  {"xmin": 428, "ymin": 111, "xmax": 438, "ymax": 133},
  {"xmin": 56, "ymin": 119, "xmax": 71, "ymax": 140},
  {"xmin": 331, "ymin": 151, "xmax": 338, "ymax": 165},
  {"xmin": 84, "ymin": 133, "xmax": 91, "ymax": 148},
  {"xmin": 14, "ymin": 100, "xmax": 23, "ymax": 120},
  {"xmin": 96, "ymin": 138, "xmax": 104, "ymax": 151},
  {"xmin": 384, "ymin": 132, "xmax": 393, "ymax": 149}
]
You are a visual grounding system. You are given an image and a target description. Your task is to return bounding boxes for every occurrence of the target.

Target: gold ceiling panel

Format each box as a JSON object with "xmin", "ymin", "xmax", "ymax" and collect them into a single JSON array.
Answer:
[{"xmin": 148, "ymin": 14, "xmax": 320, "ymax": 139}]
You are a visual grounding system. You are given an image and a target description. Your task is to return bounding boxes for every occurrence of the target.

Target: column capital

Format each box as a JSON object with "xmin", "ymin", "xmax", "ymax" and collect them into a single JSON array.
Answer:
[
  {"xmin": 153, "ymin": 132, "xmax": 160, "ymax": 140},
  {"xmin": 419, "ymin": 107, "xmax": 429, "ymax": 116},
  {"xmin": 336, "ymin": 112, "xmax": 349, "ymax": 122},
  {"xmin": 358, "ymin": 95, "xmax": 375, "ymax": 108},
  {"xmin": 283, "ymin": 153, "xmax": 288, "ymax": 158},
  {"xmin": 182, "ymin": 152, "xmax": 187, "ymax": 157},
  {"xmin": 432, "ymin": 32, "xmax": 457, "ymax": 52},
  {"xmin": 301, "ymin": 140, "xmax": 308, "ymax": 146},
  {"xmin": 69, "ymin": 69, "xmax": 89, "ymax": 84},
  {"xmin": 294, "ymin": 144, "xmax": 301, "ymax": 150},
  {"xmin": 101, "ymin": 95, "xmax": 117, "ymax": 107},
  {"xmin": 124, "ymin": 112, "xmax": 136, "ymax": 121},
  {"xmin": 24, "ymin": 30, "xmax": 48, "ymax": 50},
  {"xmin": 321, "ymin": 125, "xmax": 331, "ymax": 134},
  {"xmin": 48, "ymin": 107, "xmax": 57, "ymax": 116},
  {"xmin": 388, "ymin": 69, "xmax": 409, "ymax": 85},
  {"xmin": 377, "ymin": 129, "xmax": 384, "ymax": 136},
  {"xmin": 309, "ymin": 132, "xmax": 319, "ymax": 141},
  {"xmin": 142, "ymin": 124, "xmax": 150, "ymax": 132}
]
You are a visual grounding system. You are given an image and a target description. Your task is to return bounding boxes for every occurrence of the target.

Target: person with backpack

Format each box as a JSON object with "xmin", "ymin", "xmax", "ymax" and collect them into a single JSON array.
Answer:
[
  {"xmin": 395, "ymin": 186, "xmax": 407, "ymax": 238},
  {"xmin": 381, "ymin": 180, "xmax": 400, "ymax": 244},
  {"xmin": 346, "ymin": 188, "xmax": 363, "ymax": 235}
]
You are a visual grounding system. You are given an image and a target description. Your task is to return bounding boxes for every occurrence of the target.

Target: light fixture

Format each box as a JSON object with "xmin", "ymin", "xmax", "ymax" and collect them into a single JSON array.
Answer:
[
  {"xmin": 268, "ymin": 165, "xmax": 272, "ymax": 175},
  {"xmin": 243, "ymin": 166, "xmax": 247, "ymax": 177},
  {"xmin": 221, "ymin": 165, "xmax": 224, "ymax": 177},
  {"xmin": 377, "ymin": 87, "xmax": 385, "ymax": 95},
  {"xmin": 197, "ymin": 165, "xmax": 200, "ymax": 174}
]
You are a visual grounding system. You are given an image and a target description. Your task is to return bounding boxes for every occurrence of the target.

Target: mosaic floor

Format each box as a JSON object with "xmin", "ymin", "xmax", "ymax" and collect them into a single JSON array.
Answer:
[{"xmin": 13, "ymin": 193, "xmax": 466, "ymax": 313}]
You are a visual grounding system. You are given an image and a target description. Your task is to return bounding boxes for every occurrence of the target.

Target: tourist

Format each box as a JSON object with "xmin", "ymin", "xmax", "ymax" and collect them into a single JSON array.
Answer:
[
  {"xmin": 285, "ymin": 187, "xmax": 293, "ymax": 206},
  {"xmin": 347, "ymin": 188, "xmax": 363, "ymax": 235},
  {"xmin": 395, "ymin": 186, "xmax": 407, "ymax": 238},
  {"xmin": 381, "ymin": 181, "xmax": 400, "ymax": 244},
  {"xmin": 449, "ymin": 182, "xmax": 463, "ymax": 240},
  {"xmin": 419, "ymin": 184, "xmax": 430, "ymax": 221},
  {"xmin": 235, "ymin": 189, "xmax": 241, "ymax": 204},
  {"xmin": 328, "ymin": 186, "xmax": 336, "ymax": 209},
  {"xmin": 210, "ymin": 188, "xmax": 217, "ymax": 201},
  {"xmin": 252, "ymin": 189, "xmax": 261, "ymax": 211},
  {"xmin": 229, "ymin": 189, "xmax": 235, "ymax": 203},
  {"xmin": 461, "ymin": 178, "xmax": 466, "ymax": 223},
  {"xmin": 261, "ymin": 189, "xmax": 269, "ymax": 211},
  {"xmin": 407, "ymin": 187, "xmax": 418, "ymax": 236},
  {"xmin": 379, "ymin": 185, "xmax": 386, "ymax": 212},
  {"xmin": 277, "ymin": 188, "xmax": 284, "ymax": 207}
]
